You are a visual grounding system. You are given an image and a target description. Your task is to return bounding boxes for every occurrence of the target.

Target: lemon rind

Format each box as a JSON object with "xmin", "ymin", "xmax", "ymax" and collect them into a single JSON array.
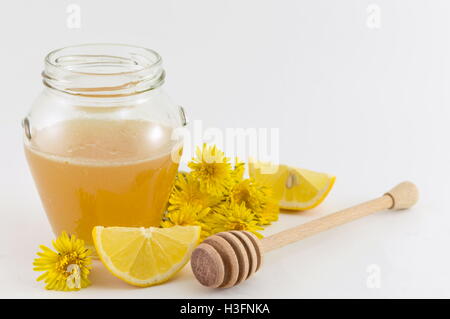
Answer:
[{"xmin": 279, "ymin": 176, "xmax": 335, "ymax": 211}]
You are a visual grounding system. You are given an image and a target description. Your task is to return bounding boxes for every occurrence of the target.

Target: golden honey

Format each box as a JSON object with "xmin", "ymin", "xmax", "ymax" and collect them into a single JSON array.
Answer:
[{"xmin": 25, "ymin": 118, "xmax": 180, "ymax": 247}]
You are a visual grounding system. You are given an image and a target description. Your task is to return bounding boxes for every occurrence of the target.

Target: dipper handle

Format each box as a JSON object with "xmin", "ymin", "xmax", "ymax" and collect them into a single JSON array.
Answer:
[{"xmin": 261, "ymin": 181, "xmax": 419, "ymax": 253}]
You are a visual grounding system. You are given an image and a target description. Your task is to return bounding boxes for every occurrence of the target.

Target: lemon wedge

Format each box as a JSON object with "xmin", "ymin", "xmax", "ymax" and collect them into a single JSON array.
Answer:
[
  {"xmin": 92, "ymin": 225, "xmax": 200, "ymax": 287},
  {"xmin": 248, "ymin": 161, "xmax": 335, "ymax": 211}
]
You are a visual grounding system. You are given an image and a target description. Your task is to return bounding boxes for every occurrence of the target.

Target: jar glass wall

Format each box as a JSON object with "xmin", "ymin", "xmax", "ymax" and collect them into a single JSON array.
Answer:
[{"xmin": 23, "ymin": 44, "xmax": 185, "ymax": 248}]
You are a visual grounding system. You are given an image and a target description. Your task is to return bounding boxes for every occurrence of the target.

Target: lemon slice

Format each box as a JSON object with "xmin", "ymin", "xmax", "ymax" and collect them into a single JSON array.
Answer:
[
  {"xmin": 92, "ymin": 225, "xmax": 200, "ymax": 287},
  {"xmin": 248, "ymin": 161, "xmax": 335, "ymax": 211}
]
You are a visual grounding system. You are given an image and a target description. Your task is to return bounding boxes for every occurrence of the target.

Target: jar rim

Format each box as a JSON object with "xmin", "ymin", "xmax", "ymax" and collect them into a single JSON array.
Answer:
[{"xmin": 43, "ymin": 43, "xmax": 165, "ymax": 97}]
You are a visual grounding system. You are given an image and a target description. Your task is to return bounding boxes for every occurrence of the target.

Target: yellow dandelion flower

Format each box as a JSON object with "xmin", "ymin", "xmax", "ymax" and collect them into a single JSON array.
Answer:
[
  {"xmin": 188, "ymin": 144, "xmax": 233, "ymax": 196},
  {"xmin": 162, "ymin": 203, "xmax": 210, "ymax": 226},
  {"xmin": 229, "ymin": 178, "xmax": 279, "ymax": 225},
  {"xmin": 168, "ymin": 172, "xmax": 221, "ymax": 211},
  {"xmin": 161, "ymin": 204, "xmax": 212, "ymax": 239},
  {"xmin": 229, "ymin": 179, "xmax": 266, "ymax": 213},
  {"xmin": 33, "ymin": 232, "xmax": 92, "ymax": 291},
  {"xmin": 230, "ymin": 157, "xmax": 245, "ymax": 182},
  {"xmin": 256, "ymin": 198, "xmax": 280, "ymax": 225},
  {"xmin": 208, "ymin": 202, "xmax": 263, "ymax": 238}
]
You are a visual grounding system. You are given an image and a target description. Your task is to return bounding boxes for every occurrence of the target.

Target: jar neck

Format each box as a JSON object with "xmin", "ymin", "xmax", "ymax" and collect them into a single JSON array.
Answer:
[{"xmin": 42, "ymin": 44, "xmax": 165, "ymax": 98}]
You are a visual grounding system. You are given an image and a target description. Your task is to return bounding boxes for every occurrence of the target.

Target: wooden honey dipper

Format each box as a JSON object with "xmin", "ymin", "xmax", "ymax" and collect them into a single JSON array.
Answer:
[{"xmin": 190, "ymin": 181, "xmax": 419, "ymax": 288}]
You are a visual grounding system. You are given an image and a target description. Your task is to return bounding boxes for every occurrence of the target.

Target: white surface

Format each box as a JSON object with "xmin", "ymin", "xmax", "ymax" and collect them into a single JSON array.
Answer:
[{"xmin": 1, "ymin": 0, "xmax": 450, "ymax": 298}]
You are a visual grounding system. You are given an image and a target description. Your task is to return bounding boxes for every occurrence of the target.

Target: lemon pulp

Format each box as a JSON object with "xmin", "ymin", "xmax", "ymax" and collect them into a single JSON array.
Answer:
[{"xmin": 93, "ymin": 225, "xmax": 200, "ymax": 287}]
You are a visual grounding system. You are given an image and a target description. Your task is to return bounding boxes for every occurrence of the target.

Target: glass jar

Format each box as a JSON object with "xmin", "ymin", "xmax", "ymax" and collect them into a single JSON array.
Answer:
[{"xmin": 23, "ymin": 44, "xmax": 186, "ymax": 248}]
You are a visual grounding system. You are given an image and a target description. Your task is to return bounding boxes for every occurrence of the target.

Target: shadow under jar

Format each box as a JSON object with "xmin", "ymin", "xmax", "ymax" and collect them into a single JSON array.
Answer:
[{"xmin": 23, "ymin": 44, "xmax": 186, "ymax": 250}]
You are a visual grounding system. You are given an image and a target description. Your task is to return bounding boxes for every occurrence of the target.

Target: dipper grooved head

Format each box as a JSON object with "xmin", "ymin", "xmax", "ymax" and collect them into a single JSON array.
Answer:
[{"xmin": 190, "ymin": 231, "xmax": 263, "ymax": 288}]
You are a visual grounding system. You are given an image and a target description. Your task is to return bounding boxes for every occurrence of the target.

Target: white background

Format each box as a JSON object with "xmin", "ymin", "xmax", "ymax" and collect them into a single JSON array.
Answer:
[{"xmin": 1, "ymin": 0, "xmax": 449, "ymax": 298}]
